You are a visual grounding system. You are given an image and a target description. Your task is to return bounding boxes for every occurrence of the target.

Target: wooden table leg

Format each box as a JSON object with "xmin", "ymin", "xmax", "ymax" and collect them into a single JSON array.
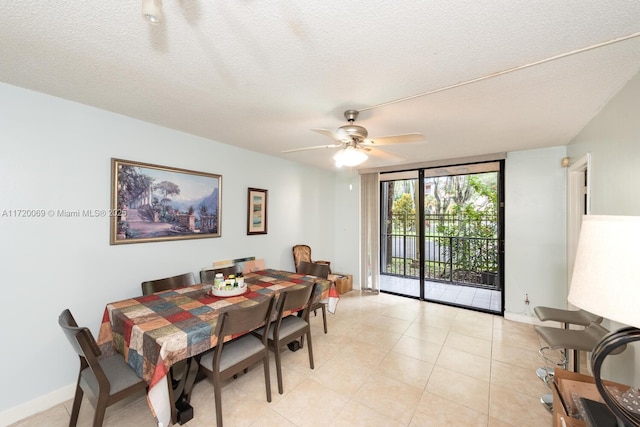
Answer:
[{"xmin": 167, "ymin": 358, "xmax": 200, "ymax": 424}]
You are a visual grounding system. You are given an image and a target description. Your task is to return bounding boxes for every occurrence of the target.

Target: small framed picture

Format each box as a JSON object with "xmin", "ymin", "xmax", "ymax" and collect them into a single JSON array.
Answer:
[{"xmin": 247, "ymin": 188, "xmax": 268, "ymax": 235}]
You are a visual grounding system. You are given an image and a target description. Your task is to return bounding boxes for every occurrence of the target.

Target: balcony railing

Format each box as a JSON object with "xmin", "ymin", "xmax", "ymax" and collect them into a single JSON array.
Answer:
[{"xmin": 381, "ymin": 214, "xmax": 500, "ymax": 290}]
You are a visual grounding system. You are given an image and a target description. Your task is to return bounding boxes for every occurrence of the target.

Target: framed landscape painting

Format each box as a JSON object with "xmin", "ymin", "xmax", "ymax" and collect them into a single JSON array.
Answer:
[
  {"xmin": 247, "ymin": 187, "xmax": 268, "ymax": 235},
  {"xmin": 110, "ymin": 158, "xmax": 222, "ymax": 244}
]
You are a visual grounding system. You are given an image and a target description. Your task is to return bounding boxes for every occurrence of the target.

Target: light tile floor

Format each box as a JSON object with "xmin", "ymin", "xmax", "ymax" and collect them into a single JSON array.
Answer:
[
  {"xmin": 380, "ymin": 275, "xmax": 503, "ymax": 313},
  {"xmin": 11, "ymin": 291, "xmax": 550, "ymax": 427}
]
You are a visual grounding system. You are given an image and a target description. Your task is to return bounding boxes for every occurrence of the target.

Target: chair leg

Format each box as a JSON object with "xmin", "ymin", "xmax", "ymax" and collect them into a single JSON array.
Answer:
[
  {"xmin": 92, "ymin": 399, "xmax": 108, "ymax": 427},
  {"xmin": 69, "ymin": 383, "xmax": 83, "ymax": 427},
  {"xmin": 321, "ymin": 304, "xmax": 327, "ymax": 334},
  {"xmin": 213, "ymin": 378, "xmax": 223, "ymax": 427},
  {"xmin": 263, "ymin": 357, "xmax": 272, "ymax": 403},
  {"xmin": 306, "ymin": 330, "xmax": 315, "ymax": 370},
  {"xmin": 274, "ymin": 345, "xmax": 284, "ymax": 394}
]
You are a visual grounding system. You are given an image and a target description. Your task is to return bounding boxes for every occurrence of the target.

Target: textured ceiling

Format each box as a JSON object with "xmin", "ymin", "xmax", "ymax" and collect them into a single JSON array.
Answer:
[{"xmin": 1, "ymin": 1, "xmax": 640, "ymax": 170}]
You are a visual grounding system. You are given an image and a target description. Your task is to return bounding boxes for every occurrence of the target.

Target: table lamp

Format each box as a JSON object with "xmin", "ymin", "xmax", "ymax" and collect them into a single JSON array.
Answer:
[{"xmin": 567, "ymin": 215, "xmax": 640, "ymax": 426}]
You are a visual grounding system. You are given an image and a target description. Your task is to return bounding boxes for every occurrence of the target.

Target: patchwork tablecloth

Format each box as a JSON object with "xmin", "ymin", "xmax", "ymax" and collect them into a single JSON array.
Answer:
[{"xmin": 96, "ymin": 269, "xmax": 331, "ymax": 427}]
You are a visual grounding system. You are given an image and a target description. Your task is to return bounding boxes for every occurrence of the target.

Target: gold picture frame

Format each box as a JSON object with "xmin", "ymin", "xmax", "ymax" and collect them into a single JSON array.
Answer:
[{"xmin": 110, "ymin": 158, "xmax": 222, "ymax": 244}]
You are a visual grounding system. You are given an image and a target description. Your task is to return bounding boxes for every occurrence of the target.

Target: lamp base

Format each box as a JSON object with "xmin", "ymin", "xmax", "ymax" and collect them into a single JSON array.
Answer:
[{"xmin": 592, "ymin": 327, "xmax": 640, "ymax": 427}]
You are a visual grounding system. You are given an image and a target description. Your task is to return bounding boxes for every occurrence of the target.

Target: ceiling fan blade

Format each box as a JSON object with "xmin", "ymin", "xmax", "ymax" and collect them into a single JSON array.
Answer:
[
  {"xmin": 362, "ymin": 133, "xmax": 424, "ymax": 146},
  {"xmin": 362, "ymin": 146, "xmax": 406, "ymax": 162},
  {"xmin": 281, "ymin": 143, "xmax": 343, "ymax": 153},
  {"xmin": 311, "ymin": 128, "xmax": 339, "ymax": 140}
]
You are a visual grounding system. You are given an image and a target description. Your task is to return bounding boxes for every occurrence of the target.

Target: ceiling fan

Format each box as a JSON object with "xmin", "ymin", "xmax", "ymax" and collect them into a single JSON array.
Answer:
[{"xmin": 282, "ymin": 110, "xmax": 424, "ymax": 167}]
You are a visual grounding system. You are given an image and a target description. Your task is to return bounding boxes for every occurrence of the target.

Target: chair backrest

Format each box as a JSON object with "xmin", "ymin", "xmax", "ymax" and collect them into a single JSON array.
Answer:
[
  {"xmin": 297, "ymin": 261, "xmax": 329, "ymax": 279},
  {"xmin": 292, "ymin": 245, "xmax": 312, "ymax": 272},
  {"xmin": 141, "ymin": 272, "xmax": 196, "ymax": 295},
  {"xmin": 58, "ymin": 309, "xmax": 109, "ymax": 389},
  {"xmin": 242, "ymin": 258, "xmax": 265, "ymax": 273},
  {"xmin": 59, "ymin": 309, "xmax": 101, "ymax": 359},
  {"xmin": 274, "ymin": 282, "xmax": 318, "ymax": 323},
  {"xmin": 215, "ymin": 295, "xmax": 275, "ymax": 340},
  {"xmin": 200, "ymin": 266, "xmax": 238, "ymax": 283}
]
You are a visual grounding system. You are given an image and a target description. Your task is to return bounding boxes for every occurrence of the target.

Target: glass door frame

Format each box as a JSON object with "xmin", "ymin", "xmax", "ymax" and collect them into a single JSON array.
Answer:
[{"xmin": 379, "ymin": 160, "xmax": 505, "ymax": 314}]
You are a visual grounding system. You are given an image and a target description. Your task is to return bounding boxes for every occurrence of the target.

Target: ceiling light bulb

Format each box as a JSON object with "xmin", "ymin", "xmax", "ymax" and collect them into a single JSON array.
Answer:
[
  {"xmin": 333, "ymin": 146, "xmax": 368, "ymax": 167},
  {"xmin": 142, "ymin": 0, "xmax": 163, "ymax": 24}
]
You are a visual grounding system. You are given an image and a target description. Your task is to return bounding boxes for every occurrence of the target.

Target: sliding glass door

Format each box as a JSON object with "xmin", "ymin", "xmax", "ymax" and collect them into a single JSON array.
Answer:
[{"xmin": 379, "ymin": 161, "xmax": 504, "ymax": 314}]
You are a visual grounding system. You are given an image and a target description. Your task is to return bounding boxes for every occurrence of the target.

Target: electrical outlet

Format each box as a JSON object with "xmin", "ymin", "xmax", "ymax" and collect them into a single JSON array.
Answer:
[{"xmin": 525, "ymin": 293, "xmax": 530, "ymax": 305}]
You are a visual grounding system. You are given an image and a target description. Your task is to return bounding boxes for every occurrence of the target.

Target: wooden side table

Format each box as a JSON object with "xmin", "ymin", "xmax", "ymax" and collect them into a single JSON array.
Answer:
[{"xmin": 551, "ymin": 368, "xmax": 629, "ymax": 427}]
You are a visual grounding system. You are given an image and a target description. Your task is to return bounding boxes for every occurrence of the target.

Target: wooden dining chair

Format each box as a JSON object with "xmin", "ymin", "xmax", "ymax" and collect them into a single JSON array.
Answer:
[
  {"xmin": 253, "ymin": 283, "xmax": 318, "ymax": 394},
  {"xmin": 198, "ymin": 295, "xmax": 276, "ymax": 427},
  {"xmin": 199, "ymin": 266, "xmax": 237, "ymax": 283},
  {"xmin": 141, "ymin": 271, "xmax": 196, "ymax": 295},
  {"xmin": 140, "ymin": 271, "xmax": 196, "ymax": 410},
  {"xmin": 58, "ymin": 309, "xmax": 148, "ymax": 427},
  {"xmin": 297, "ymin": 261, "xmax": 330, "ymax": 334}
]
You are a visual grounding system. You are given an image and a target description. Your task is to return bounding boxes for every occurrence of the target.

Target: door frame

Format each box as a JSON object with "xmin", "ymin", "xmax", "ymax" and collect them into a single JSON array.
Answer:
[
  {"xmin": 378, "ymin": 161, "xmax": 504, "ymax": 314},
  {"xmin": 567, "ymin": 153, "xmax": 591, "ymax": 302}
]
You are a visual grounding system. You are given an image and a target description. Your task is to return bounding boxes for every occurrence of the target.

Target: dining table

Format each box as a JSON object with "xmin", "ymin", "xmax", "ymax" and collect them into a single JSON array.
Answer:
[{"xmin": 96, "ymin": 269, "xmax": 335, "ymax": 427}]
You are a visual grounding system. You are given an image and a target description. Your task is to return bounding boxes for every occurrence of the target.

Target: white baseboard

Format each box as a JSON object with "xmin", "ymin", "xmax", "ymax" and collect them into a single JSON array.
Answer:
[{"xmin": 0, "ymin": 384, "xmax": 74, "ymax": 427}]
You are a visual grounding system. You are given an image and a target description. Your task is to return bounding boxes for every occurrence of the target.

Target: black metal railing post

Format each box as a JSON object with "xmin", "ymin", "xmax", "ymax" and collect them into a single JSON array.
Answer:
[
  {"xmin": 449, "ymin": 236, "xmax": 454, "ymax": 282},
  {"xmin": 403, "ymin": 214, "xmax": 408, "ymax": 276}
]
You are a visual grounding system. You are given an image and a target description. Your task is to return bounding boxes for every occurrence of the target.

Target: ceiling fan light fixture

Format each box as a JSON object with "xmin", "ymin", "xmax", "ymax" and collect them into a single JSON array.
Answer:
[
  {"xmin": 142, "ymin": 0, "xmax": 163, "ymax": 24},
  {"xmin": 333, "ymin": 146, "xmax": 368, "ymax": 167},
  {"xmin": 336, "ymin": 124, "xmax": 368, "ymax": 141}
]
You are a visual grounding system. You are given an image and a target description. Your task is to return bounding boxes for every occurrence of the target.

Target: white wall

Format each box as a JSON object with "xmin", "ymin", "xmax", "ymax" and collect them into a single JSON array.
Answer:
[
  {"xmin": 503, "ymin": 146, "xmax": 568, "ymax": 320},
  {"xmin": 332, "ymin": 170, "xmax": 361, "ymax": 282},
  {"xmin": 0, "ymin": 83, "xmax": 340, "ymax": 422},
  {"xmin": 567, "ymin": 71, "xmax": 640, "ymax": 386},
  {"xmin": 567, "ymin": 73, "xmax": 640, "ymax": 216}
]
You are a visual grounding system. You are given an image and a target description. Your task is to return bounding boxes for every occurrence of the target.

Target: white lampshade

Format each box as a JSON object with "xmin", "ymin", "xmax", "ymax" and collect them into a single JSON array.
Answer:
[
  {"xmin": 567, "ymin": 215, "xmax": 640, "ymax": 328},
  {"xmin": 142, "ymin": 0, "xmax": 163, "ymax": 24},
  {"xmin": 333, "ymin": 146, "xmax": 368, "ymax": 167}
]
